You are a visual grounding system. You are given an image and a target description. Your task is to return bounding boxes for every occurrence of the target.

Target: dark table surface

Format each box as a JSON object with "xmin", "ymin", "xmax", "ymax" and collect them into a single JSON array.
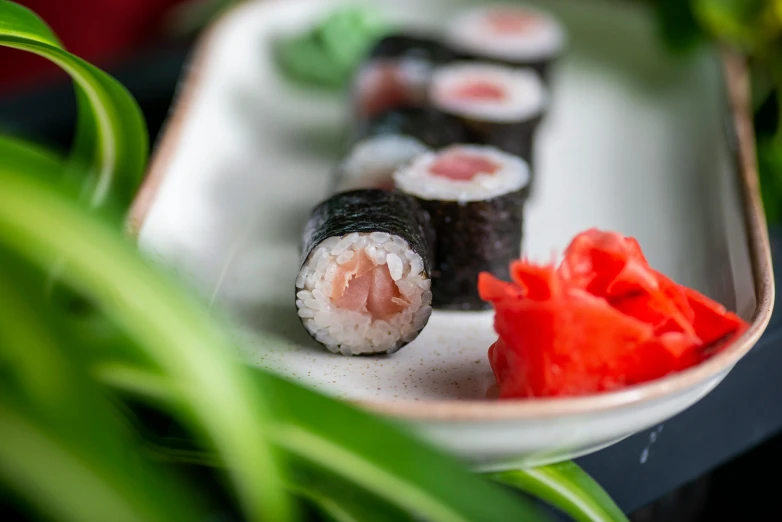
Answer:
[{"xmin": 2, "ymin": 42, "xmax": 780, "ymax": 517}]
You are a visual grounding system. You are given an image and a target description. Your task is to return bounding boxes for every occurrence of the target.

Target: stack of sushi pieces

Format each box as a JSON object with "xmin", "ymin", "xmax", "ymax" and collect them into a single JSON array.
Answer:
[{"xmin": 297, "ymin": 3, "xmax": 566, "ymax": 355}]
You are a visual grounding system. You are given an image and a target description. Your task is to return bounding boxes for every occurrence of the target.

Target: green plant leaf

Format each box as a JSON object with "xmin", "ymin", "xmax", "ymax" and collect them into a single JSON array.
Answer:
[
  {"xmin": 654, "ymin": 0, "xmax": 704, "ymax": 53},
  {"xmin": 289, "ymin": 460, "xmax": 416, "ymax": 522},
  {"xmin": 758, "ymin": 137, "xmax": 782, "ymax": 223},
  {"xmin": 98, "ymin": 359, "xmax": 550, "ymax": 522},
  {"xmin": 0, "ymin": 406, "xmax": 190, "ymax": 522},
  {"xmin": 264, "ymin": 372, "xmax": 546, "ymax": 522},
  {"xmin": 89, "ymin": 367, "xmax": 418, "ymax": 522},
  {"xmin": 0, "ymin": 0, "xmax": 148, "ymax": 211},
  {"xmin": 692, "ymin": 0, "xmax": 780, "ymax": 54},
  {"xmin": 0, "ymin": 135, "xmax": 64, "ymax": 177},
  {"xmin": 490, "ymin": 462, "xmax": 628, "ymax": 522},
  {"xmin": 0, "ymin": 136, "xmax": 293, "ymax": 522},
  {"xmin": 0, "ymin": 252, "xmax": 202, "ymax": 522}
]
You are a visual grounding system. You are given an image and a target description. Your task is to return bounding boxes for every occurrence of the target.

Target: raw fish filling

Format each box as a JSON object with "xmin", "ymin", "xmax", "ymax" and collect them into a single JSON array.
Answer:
[
  {"xmin": 479, "ymin": 229, "xmax": 749, "ymax": 398},
  {"xmin": 448, "ymin": 80, "xmax": 506, "ymax": 101},
  {"xmin": 357, "ymin": 62, "xmax": 424, "ymax": 117},
  {"xmin": 486, "ymin": 10, "xmax": 541, "ymax": 33},
  {"xmin": 428, "ymin": 151, "xmax": 500, "ymax": 182},
  {"xmin": 331, "ymin": 250, "xmax": 408, "ymax": 320}
]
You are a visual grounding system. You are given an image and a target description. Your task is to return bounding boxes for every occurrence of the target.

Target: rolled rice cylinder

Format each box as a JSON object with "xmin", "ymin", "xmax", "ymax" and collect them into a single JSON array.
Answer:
[
  {"xmin": 429, "ymin": 62, "xmax": 546, "ymax": 186},
  {"xmin": 297, "ymin": 190, "xmax": 433, "ymax": 355},
  {"xmin": 444, "ymin": 3, "xmax": 566, "ymax": 84},
  {"xmin": 333, "ymin": 135, "xmax": 429, "ymax": 193},
  {"xmin": 393, "ymin": 145, "xmax": 529, "ymax": 310},
  {"xmin": 352, "ymin": 32, "xmax": 456, "ymax": 120},
  {"xmin": 349, "ymin": 106, "xmax": 468, "ymax": 151}
]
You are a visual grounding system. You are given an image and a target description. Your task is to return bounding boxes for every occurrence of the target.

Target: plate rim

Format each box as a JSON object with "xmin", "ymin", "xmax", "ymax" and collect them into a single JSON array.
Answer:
[{"xmin": 127, "ymin": 0, "xmax": 775, "ymax": 422}]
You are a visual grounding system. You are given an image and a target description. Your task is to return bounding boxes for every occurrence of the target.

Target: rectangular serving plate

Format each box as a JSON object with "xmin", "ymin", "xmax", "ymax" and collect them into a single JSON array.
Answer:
[{"xmin": 130, "ymin": 0, "xmax": 773, "ymax": 467}]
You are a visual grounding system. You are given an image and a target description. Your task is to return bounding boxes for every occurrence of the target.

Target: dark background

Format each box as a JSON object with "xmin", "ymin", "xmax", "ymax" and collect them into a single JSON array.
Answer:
[{"xmin": 2, "ymin": 1, "xmax": 781, "ymax": 520}]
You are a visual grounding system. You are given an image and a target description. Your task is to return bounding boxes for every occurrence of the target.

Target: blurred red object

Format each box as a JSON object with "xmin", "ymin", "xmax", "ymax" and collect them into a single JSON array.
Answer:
[{"xmin": 0, "ymin": 0, "xmax": 191, "ymax": 93}]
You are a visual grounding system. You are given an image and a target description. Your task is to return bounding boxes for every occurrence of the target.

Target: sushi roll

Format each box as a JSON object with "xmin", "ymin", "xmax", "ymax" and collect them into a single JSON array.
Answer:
[
  {"xmin": 444, "ymin": 3, "xmax": 566, "ymax": 84},
  {"xmin": 296, "ymin": 190, "xmax": 433, "ymax": 355},
  {"xmin": 349, "ymin": 106, "xmax": 468, "ymax": 151},
  {"xmin": 393, "ymin": 145, "xmax": 529, "ymax": 311},
  {"xmin": 352, "ymin": 32, "xmax": 456, "ymax": 119},
  {"xmin": 332, "ymin": 134, "xmax": 429, "ymax": 192},
  {"xmin": 429, "ymin": 62, "xmax": 546, "ymax": 183}
]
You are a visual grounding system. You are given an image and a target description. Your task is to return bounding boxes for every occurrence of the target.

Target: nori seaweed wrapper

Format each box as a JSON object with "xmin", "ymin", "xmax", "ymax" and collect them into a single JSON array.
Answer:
[
  {"xmin": 300, "ymin": 189, "xmax": 433, "ymax": 276},
  {"xmin": 367, "ymin": 32, "xmax": 457, "ymax": 65},
  {"xmin": 349, "ymin": 106, "xmax": 469, "ymax": 150},
  {"xmin": 414, "ymin": 190, "xmax": 525, "ymax": 311}
]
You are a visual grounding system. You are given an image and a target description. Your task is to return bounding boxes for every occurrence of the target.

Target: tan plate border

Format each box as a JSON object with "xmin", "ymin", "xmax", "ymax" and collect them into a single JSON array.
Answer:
[{"xmin": 128, "ymin": 3, "xmax": 775, "ymax": 422}]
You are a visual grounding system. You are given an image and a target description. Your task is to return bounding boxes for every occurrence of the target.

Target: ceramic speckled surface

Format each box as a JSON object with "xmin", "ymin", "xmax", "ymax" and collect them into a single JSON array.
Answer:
[{"xmin": 133, "ymin": 0, "xmax": 773, "ymax": 467}]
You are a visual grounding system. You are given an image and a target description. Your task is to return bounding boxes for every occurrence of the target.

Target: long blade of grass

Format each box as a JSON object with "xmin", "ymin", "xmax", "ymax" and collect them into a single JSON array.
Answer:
[
  {"xmin": 288, "ymin": 461, "xmax": 416, "ymax": 522},
  {"xmin": 0, "ymin": 253, "xmax": 202, "ymax": 522},
  {"xmin": 490, "ymin": 463, "xmax": 629, "ymax": 522},
  {"xmin": 0, "ymin": 138, "xmax": 292, "ymax": 522},
  {"xmin": 263, "ymin": 372, "xmax": 547, "ymax": 522},
  {"xmin": 93, "ymin": 365, "xmax": 417, "ymax": 522},
  {"xmin": 0, "ymin": 406, "xmax": 184, "ymax": 522},
  {"xmin": 98, "ymin": 359, "xmax": 550, "ymax": 522},
  {"xmin": 0, "ymin": 0, "xmax": 147, "ymax": 210}
]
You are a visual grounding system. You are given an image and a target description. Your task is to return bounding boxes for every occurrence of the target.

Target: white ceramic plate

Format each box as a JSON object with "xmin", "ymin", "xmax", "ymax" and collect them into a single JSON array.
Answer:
[{"xmin": 131, "ymin": 0, "xmax": 774, "ymax": 468}]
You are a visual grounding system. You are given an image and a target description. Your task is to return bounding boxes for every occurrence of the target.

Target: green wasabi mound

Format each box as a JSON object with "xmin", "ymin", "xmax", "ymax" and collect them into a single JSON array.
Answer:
[{"xmin": 275, "ymin": 4, "xmax": 392, "ymax": 89}]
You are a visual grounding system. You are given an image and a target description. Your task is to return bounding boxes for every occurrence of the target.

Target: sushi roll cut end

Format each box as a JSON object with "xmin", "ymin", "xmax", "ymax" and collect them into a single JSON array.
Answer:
[
  {"xmin": 430, "ymin": 62, "xmax": 547, "ymax": 123},
  {"xmin": 353, "ymin": 32, "xmax": 456, "ymax": 118},
  {"xmin": 393, "ymin": 144, "xmax": 530, "ymax": 203},
  {"xmin": 297, "ymin": 231, "xmax": 432, "ymax": 355},
  {"xmin": 353, "ymin": 59, "xmax": 431, "ymax": 118},
  {"xmin": 334, "ymin": 135, "xmax": 428, "ymax": 192},
  {"xmin": 446, "ymin": 4, "xmax": 566, "ymax": 62}
]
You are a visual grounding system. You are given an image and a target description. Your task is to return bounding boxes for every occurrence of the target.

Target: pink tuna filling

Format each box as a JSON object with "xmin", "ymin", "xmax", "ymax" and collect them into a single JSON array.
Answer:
[
  {"xmin": 358, "ymin": 63, "xmax": 418, "ymax": 118},
  {"xmin": 485, "ymin": 10, "xmax": 540, "ymax": 34},
  {"xmin": 447, "ymin": 80, "xmax": 506, "ymax": 101},
  {"xmin": 429, "ymin": 151, "xmax": 500, "ymax": 181},
  {"xmin": 331, "ymin": 250, "xmax": 408, "ymax": 320}
]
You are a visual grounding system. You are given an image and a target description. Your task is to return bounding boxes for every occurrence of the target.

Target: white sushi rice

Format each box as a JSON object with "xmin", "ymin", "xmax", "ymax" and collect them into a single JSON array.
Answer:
[
  {"xmin": 445, "ymin": 4, "xmax": 566, "ymax": 62},
  {"xmin": 393, "ymin": 144, "xmax": 529, "ymax": 203},
  {"xmin": 296, "ymin": 232, "xmax": 432, "ymax": 355},
  {"xmin": 429, "ymin": 62, "xmax": 547, "ymax": 123},
  {"xmin": 334, "ymin": 135, "xmax": 428, "ymax": 192}
]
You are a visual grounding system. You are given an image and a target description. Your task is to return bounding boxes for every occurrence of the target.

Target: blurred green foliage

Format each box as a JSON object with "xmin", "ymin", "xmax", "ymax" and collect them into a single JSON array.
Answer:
[{"xmin": 654, "ymin": 0, "xmax": 782, "ymax": 221}]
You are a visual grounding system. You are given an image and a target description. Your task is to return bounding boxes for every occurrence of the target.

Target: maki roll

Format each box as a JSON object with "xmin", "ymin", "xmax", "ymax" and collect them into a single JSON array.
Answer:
[
  {"xmin": 352, "ymin": 32, "xmax": 456, "ymax": 119},
  {"xmin": 332, "ymin": 134, "xmax": 429, "ymax": 192},
  {"xmin": 296, "ymin": 190, "xmax": 433, "ymax": 355},
  {"xmin": 444, "ymin": 4, "xmax": 566, "ymax": 84},
  {"xmin": 394, "ymin": 145, "xmax": 529, "ymax": 311},
  {"xmin": 429, "ymin": 62, "xmax": 546, "ymax": 183},
  {"xmin": 349, "ymin": 106, "xmax": 468, "ymax": 150}
]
